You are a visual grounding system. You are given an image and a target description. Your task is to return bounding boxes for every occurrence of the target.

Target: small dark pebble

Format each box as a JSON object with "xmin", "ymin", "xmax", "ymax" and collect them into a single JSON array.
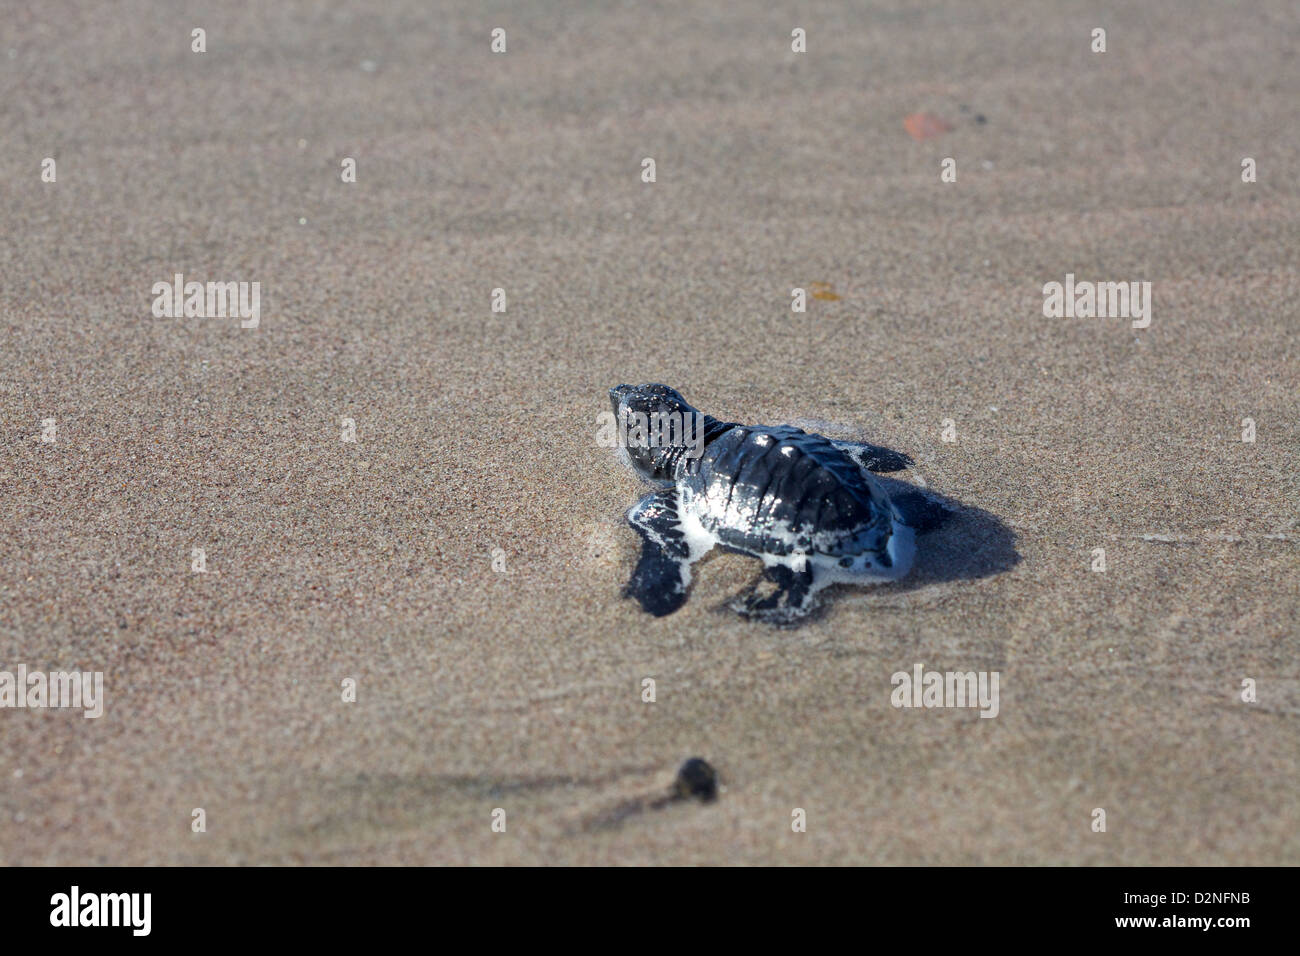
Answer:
[
  {"xmin": 975, "ymin": 114, "xmax": 987, "ymax": 124},
  {"xmin": 672, "ymin": 757, "xmax": 719, "ymax": 802}
]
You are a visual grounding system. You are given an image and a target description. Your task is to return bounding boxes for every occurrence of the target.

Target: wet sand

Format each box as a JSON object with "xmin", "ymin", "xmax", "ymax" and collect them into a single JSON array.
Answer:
[{"xmin": 1, "ymin": 0, "xmax": 1297, "ymax": 864}]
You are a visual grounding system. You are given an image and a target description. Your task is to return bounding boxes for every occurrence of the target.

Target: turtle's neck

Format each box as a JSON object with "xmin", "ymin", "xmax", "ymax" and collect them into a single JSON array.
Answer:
[
  {"xmin": 701, "ymin": 415, "xmax": 737, "ymax": 447},
  {"xmin": 663, "ymin": 415, "xmax": 736, "ymax": 479}
]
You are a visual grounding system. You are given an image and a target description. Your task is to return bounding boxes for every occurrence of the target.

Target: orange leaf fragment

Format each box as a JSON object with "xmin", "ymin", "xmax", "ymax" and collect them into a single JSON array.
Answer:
[{"xmin": 903, "ymin": 112, "xmax": 951, "ymax": 141}]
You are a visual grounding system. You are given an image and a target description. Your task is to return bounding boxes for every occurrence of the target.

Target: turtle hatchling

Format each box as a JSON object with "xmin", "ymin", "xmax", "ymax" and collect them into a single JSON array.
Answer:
[{"xmin": 608, "ymin": 384, "xmax": 947, "ymax": 626}]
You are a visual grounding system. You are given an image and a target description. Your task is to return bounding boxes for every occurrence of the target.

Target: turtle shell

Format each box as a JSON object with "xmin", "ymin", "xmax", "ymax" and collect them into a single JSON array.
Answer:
[{"xmin": 680, "ymin": 425, "xmax": 894, "ymax": 559}]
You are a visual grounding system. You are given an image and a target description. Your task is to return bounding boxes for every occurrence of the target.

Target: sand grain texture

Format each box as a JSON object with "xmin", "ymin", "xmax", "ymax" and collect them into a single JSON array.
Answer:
[{"xmin": 1, "ymin": 0, "xmax": 1297, "ymax": 864}]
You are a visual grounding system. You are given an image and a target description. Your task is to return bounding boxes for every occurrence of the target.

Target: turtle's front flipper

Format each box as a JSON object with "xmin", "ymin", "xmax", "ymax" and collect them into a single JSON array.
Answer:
[
  {"xmin": 623, "ymin": 490, "xmax": 707, "ymax": 617},
  {"xmin": 833, "ymin": 440, "xmax": 913, "ymax": 473},
  {"xmin": 626, "ymin": 540, "xmax": 691, "ymax": 617},
  {"xmin": 731, "ymin": 562, "xmax": 819, "ymax": 627}
]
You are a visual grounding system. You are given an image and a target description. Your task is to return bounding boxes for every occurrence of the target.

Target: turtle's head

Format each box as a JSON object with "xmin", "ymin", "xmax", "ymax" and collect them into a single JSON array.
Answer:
[
  {"xmin": 609, "ymin": 383, "xmax": 694, "ymax": 419},
  {"xmin": 609, "ymin": 383, "xmax": 703, "ymax": 483}
]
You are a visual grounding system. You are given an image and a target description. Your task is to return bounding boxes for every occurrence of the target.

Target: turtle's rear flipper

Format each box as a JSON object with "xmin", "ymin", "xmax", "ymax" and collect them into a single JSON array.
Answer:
[
  {"xmin": 623, "ymin": 490, "xmax": 705, "ymax": 617},
  {"xmin": 833, "ymin": 440, "xmax": 913, "ymax": 473},
  {"xmin": 889, "ymin": 488, "xmax": 952, "ymax": 534},
  {"xmin": 730, "ymin": 562, "xmax": 819, "ymax": 627}
]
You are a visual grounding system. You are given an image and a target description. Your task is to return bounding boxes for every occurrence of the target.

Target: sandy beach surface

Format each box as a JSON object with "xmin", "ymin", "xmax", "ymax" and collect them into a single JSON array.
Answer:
[{"xmin": 2, "ymin": 0, "xmax": 1297, "ymax": 865}]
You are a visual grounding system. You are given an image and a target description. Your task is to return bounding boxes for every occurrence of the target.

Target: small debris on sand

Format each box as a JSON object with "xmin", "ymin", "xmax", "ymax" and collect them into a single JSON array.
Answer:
[
  {"xmin": 672, "ymin": 757, "xmax": 719, "ymax": 802},
  {"xmin": 904, "ymin": 112, "xmax": 952, "ymax": 140}
]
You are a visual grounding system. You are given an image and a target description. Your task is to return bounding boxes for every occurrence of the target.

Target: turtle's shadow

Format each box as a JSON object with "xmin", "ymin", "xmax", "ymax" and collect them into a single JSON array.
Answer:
[
  {"xmin": 707, "ymin": 475, "xmax": 1020, "ymax": 626},
  {"xmin": 861, "ymin": 475, "xmax": 1021, "ymax": 591}
]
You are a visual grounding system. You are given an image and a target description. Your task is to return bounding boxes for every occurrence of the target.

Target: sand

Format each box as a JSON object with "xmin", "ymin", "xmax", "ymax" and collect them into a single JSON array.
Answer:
[{"xmin": 1, "ymin": 0, "xmax": 1297, "ymax": 865}]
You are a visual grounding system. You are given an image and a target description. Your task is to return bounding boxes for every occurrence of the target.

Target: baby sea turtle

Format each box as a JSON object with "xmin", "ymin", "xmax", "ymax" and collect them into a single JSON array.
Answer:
[{"xmin": 609, "ymin": 384, "xmax": 945, "ymax": 626}]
